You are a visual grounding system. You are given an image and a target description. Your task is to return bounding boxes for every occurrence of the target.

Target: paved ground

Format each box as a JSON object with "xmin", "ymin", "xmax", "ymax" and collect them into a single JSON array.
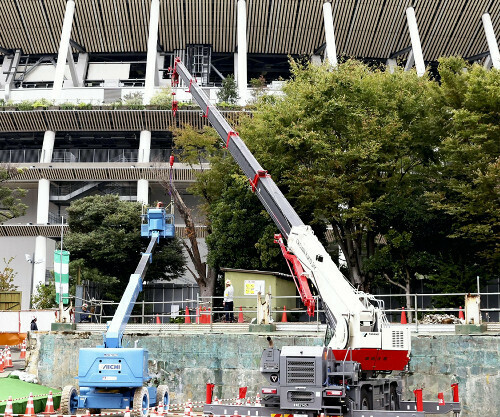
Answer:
[{"xmin": 0, "ymin": 345, "xmax": 25, "ymax": 378}]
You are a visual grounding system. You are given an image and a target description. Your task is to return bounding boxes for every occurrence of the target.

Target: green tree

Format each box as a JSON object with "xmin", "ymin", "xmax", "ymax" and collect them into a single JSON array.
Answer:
[
  {"xmin": 64, "ymin": 195, "xmax": 186, "ymax": 300},
  {"xmin": 426, "ymin": 57, "xmax": 500, "ymax": 277},
  {"xmin": 31, "ymin": 280, "xmax": 57, "ymax": 309},
  {"xmin": 0, "ymin": 257, "xmax": 18, "ymax": 291},
  {"xmin": 239, "ymin": 60, "xmax": 442, "ymax": 292},
  {"xmin": 217, "ymin": 74, "xmax": 238, "ymax": 104},
  {"xmin": 0, "ymin": 165, "xmax": 27, "ymax": 223}
]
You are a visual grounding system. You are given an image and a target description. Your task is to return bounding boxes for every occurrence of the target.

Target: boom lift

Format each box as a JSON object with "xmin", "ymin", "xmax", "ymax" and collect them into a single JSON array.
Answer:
[
  {"xmin": 61, "ymin": 205, "xmax": 175, "ymax": 417},
  {"xmin": 171, "ymin": 58, "xmax": 461, "ymax": 416}
]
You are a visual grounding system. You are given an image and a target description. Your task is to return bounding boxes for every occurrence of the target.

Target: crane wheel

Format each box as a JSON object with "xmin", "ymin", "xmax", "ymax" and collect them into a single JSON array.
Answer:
[
  {"xmin": 156, "ymin": 385, "xmax": 170, "ymax": 414},
  {"xmin": 61, "ymin": 385, "xmax": 78, "ymax": 415},
  {"xmin": 360, "ymin": 387, "xmax": 373, "ymax": 410},
  {"xmin": 389, "ymin": 385, "xmax": 400, "ymax": 410},
  {"xmin": 132, "ymin": 387, "xmax": 150, "ymax": 417}
]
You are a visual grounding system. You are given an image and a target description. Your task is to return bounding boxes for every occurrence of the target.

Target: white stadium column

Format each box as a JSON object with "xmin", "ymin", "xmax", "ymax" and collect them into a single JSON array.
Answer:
[
  {"xmin": 53, "ymin": 0, "xmax": 76, "ymax": 101},
  {"xmin": 137, "ymin": 130, "xmax": 152, "ymax": 205},
  {"xmin": 33, "ymin": 130, "xmax": 56, "ymax": 300},
  {"xmin": 482, "ymin": 13, "xmax": 500, "ymax": 70},
  {"xmin": 237, "ymin": 0, "xmax": 248, "ymax": 105},
  {"xmin": 144, "ymin": 0, "xmax": 160, "ymax": 105},
  {"xmin": 323, "ymin": 0, "xmax": 338, "ymax": 67},
  {"xmin": 406, "ymin": 7, "xmax": 425, "ymax": 77}
]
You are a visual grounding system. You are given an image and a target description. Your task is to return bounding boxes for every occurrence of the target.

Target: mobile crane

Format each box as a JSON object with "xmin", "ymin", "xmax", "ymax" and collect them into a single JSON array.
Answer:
[
  {"xmin": 60, "ymin": 205, "xmax": 174, "ymax": 417},
  {"xmin": 171, "ymin": 58, "xmax": 461, "ymax": 416}
]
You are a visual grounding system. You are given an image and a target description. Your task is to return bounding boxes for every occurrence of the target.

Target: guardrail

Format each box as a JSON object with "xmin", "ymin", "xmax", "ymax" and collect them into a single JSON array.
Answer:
[{"xmin": 77, "ymin": 292, "xmax": 500, "ymax": 330}]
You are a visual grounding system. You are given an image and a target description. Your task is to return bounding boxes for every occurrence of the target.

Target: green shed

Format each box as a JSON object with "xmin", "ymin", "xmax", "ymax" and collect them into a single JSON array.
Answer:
[{"xmin": 222, "ymin": 268, "xmax": 297, "ymax": 322}]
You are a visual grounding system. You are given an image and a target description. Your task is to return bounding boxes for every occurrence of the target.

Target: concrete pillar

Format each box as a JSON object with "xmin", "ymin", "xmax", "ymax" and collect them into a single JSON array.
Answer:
[
  {"xmin": 53, "ymin": 0, "xmax": 75, "ymax": 101},
  {"xmin": 40, "ymin": 130, "xmax": 55, "ymax": 164},
  {"xmin": 311, "ymin": 55, "xmax": 322, "ymax": 66},
  {"xmin": 322, "ymin": 0, "xmax": 338, "ymax": 67},
  {"xmin": 3, "ymin": 50, "xmax": 21, "ymax": 100},
  {"xmin": 237, "ymin": 0, "xmax": 248, "ymax": 105},
  {"xmin": 33, "ymin": 236, "xmax": 47, "ymax": 296},
  {"xmin": 386, "ymin": 58, "xmax": 397, "ymax": 73},
  {"xmin": 144, "ymin": 0, "xmax": 160, "ymax": 105},
  {"xmin": 137, "ymin": 179, "xmax": 149, "ymax": 205},
  {"xmin": 138, "ymin": 130, "xmax": 152, "ymax": 163},
  {"xmin": 233, "ymin": 52, "xmax": 238, "ymax": 82},
  {"xmin": 406, "ymin": 7, "xmax": 425, "ymax": 77},
  {"xmin": 482, "ymin": 13, "xmax": 500, "ymax": 70},
  {"xmin": 137, "ymin": 130, "xmax": 151, "ymax": 204},
  {"xmin": 37, "ymin": 179, "xmax": 50, "ymax": 224}
]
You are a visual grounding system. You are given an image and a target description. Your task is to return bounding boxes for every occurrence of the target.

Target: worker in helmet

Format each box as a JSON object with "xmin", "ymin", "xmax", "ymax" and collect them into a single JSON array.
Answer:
[
  {"xmin": 80, "ymin": 304, "xmax": 92, "ymax": 323},
  {"xmin": 223, "ymin": 279, "xmax": 234, "ymax": 323}
]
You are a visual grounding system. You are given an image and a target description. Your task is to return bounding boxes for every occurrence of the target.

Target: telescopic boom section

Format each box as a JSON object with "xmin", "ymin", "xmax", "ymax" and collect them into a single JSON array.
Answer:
[
  {"xmin": 172, "ymin": 59, "xmax": 303, "ymax": 239},
  {"xmin": 171, "ymin": 58, "xmax": 316, "ymax": 315},
  {"xmin": 105, "ymin": 235, "xmax": 158, "ymax": 348}
]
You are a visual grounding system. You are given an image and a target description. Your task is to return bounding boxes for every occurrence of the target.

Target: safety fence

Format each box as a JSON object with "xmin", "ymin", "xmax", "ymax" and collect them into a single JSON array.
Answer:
[{"xmin": 77, "ymin": 291, "xmax": 500, "ymax": 328}]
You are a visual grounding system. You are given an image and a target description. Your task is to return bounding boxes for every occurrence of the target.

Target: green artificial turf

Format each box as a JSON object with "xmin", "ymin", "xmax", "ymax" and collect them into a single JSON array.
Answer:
[{"xmin": 0, "ymin": 376, "xmax": 61, "ymax": 414}]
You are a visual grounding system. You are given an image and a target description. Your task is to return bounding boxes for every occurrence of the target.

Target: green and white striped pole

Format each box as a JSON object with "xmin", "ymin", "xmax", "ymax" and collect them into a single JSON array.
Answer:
[{"xmin": 54, "ymin": 249, "xmax": 70, "ymax": 305}]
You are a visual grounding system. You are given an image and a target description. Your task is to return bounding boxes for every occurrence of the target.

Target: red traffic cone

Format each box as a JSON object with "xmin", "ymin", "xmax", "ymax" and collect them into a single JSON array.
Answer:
[
  {"xmin": 20, "ymin": 340, "xmax": 27, "ymax": 359},
  {"xmin": 459, "ymin": 306, "xmax": 465, "ymax": 320},
  {"xmin": 281, "ymin": 306, "xmax": 288, "ymax": 323},
  {"xmin": 42, "ymin": 391, "xmax": 56, "ymax": 414},
  {"xmin": 184, "ymin": 306, "xmax": 191, "ymax": 324},
  {"xmin": 4, "ymin": 396, "xmax": 14, "ymax": 417},
  {"xmin": 238, "ymin": 306, "xmax": 244, "ymax": 323},
  {"xmin": 124, "ymin": 406, "xmax": 131, "ymax": 417},
  {"xmin": 255, "ymin": 393, "xmax": 261, "ymax": 406},
  {"xmin": 400, "ymin": 307, "xmax": 407, "ymax": 324},
  {"xmin": 0, "ymin": 351, "xmax": 4, "ymax": 373},
  {"xmin": 157, "ymin": 401, "xmax": 164, "ymax": 417},
  {"xmin": 438, "ymin": 392, "xmax": 445, "ymax": 405},
  {"xmin": 24, "ymin": 393, "xmax": 35, "ymax": 417},
  {"xmin": 5, "ymin": 348, "xmax": 13, "ymax": 368},
  {"xmin": 156, "ymin": 314, "xmax": 161, "ymax": 324}
]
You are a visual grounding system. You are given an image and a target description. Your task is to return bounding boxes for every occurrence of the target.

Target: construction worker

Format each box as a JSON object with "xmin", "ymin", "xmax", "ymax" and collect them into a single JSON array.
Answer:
[
  {"xmin": 30, "ymin": 317, "xmax": 38, "ymax": 331},
  {"xmin": 223, "ymin": 279, "xmax": 234, "ymax": 322},
  {"xmin": 80, "ymin": 304, "xmax": 92, "ymax": 323}
]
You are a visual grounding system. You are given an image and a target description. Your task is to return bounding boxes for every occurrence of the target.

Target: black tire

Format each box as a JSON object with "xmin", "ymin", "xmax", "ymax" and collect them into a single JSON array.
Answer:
[
  {"xmin": 360, "ymin": 387, "xmax": 373, "ymax": 411},
  {"xmin": 389, "ymin": 385, "xmax": 400, "ymax": 410},
  {"xmin": 132, "ymin": 387, "xmax": 150, "ymax": 417},
  {"xmin": 61, "ymin": 385, "xmax": 78, "ymax": 415},
  {"xmin": 156, "ymin": 385, "xmax": 170, "ymax": 414}
]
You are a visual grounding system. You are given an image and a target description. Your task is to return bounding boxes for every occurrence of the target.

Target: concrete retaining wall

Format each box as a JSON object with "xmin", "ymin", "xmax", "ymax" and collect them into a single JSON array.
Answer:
[{"xmin": 33, "ymin": 331, "xmax": 499, "ymax": 416}]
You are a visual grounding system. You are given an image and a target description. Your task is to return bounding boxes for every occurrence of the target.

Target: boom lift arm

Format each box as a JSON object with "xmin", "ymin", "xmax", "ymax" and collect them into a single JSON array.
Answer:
[{"xmin": 172, "ymin": 59, "xmax": 410, "ymax": 367}]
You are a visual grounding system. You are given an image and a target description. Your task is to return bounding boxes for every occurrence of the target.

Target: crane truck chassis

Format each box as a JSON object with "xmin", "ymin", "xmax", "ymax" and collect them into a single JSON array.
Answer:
[{"xmin": 170, "ymin": 58, "xmax": 461, "ymax": 417}]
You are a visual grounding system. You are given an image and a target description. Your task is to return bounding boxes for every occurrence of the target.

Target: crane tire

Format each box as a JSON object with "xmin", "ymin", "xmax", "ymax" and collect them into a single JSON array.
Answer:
[
  {"xmin": 132, "ymin": 387, "xmax": 150, "ymax": 417},
  {"xmin": 61, "ymin": 385, "xmax": 78, "ymax": 415},
  {"xmin": 156, "ymin": 385, "xmax": 170, "ymax": 414}
]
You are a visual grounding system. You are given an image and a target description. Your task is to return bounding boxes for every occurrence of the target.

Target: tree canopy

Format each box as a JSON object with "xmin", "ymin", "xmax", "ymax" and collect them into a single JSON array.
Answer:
[
  {"xmin": 185, "ymin": 58, "xmax": 499, "ymax": 303},
  {"xmin": 64, "ymin": 195, "xmax": 186, "ymax": 300},
  {"xmin": 0, "ymin": 166, "xmax": 27, "ymax": 224}
]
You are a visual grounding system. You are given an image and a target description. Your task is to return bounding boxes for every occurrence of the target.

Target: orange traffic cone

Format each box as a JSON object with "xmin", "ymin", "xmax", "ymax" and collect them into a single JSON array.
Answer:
[
  {"xmin": 459, "ymin": 306, "xmax": 465, "ymax": 320},
  {"xmin": 124, "ymin": 406, "xmax": 131, "ymax": 417},
  {"xmin": 208, "ymin": 307, "xmax": 212, "ymax": 324},
  {"xmin": 238, "ymin": 307, "xmax": 244, "ymax": 323},
  {"xmin": 4, "ymin": 396, "xmax": 14, "ymax": 417},
  {"xmin": 20, "ymin": 340, "xmax": 27, "ymax": 359},
  {"xmin": 400, "ymin": 307, "xmax": 407, "ymax": 324},
  {"xmin": 24, "ymin": 393, "xmax": 35, "ymax": 417},
  {"xmin": 255, "ymin": 393, "xmax": 261, "ymax": 406},
  {"xmin": 42, "ymin": 391, "xmax": 56, "ymax": 414},
  {"xmin": 281, "ymin": 306, "xmax": 288, "ymax": 323},
  {"xmin": 184, "ymin": 306, "xmax": 191, "ymax": 324},
  {"xmin": 5, "ymin": 348, "xmax": 13, "ymax": 368},
  {"xmin": 0, "ymin": 352, "xmax": 4, "ymax": 373},
  {"xmin": 156, "ymin": 314, "xmax": 161, "ymax": 324}
]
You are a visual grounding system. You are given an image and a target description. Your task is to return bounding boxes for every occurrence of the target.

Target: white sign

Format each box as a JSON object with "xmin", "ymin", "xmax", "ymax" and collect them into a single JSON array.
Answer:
[{"xmin": 244, "ymin": 280, "xmax": 265, "ymax": 295}]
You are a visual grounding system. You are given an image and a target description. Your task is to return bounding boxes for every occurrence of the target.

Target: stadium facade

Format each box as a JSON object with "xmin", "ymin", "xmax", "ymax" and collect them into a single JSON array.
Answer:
[{"xmin": 0, "ymin": 0, "xmax": 498, "ymax": 310}]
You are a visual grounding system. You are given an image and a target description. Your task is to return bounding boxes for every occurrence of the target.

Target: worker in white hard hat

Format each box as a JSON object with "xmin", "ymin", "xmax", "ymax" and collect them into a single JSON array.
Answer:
[{"xmin": 223, "ymin": 279, "xmax": 234, "ymax": 323}]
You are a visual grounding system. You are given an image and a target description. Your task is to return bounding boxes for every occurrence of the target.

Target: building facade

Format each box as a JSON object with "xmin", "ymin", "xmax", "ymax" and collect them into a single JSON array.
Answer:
[{"xmin": 0, "ymin": 0, "xmax": 498, "ymax": 309}]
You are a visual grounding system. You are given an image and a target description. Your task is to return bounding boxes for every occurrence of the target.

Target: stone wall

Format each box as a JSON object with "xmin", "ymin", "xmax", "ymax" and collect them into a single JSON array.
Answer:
[{"xmin": 34, "ymin": 331, "xmax": 499, "ymax": 416}]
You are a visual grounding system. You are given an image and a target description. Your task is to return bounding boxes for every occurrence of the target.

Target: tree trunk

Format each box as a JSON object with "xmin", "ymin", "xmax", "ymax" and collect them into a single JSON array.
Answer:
[{"xmin": 160, "ymin": 177, "xmax": 216, "ymax": 296}]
